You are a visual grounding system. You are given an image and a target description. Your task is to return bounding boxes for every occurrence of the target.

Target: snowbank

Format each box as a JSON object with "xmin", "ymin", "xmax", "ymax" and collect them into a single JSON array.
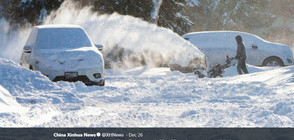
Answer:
[
  {"xmin": 0, "ymin": 58, "xmax": 83, "ymax": 105},
  {"xmin": 223, "ymin": 64, "xmax": 274, "ymax": 77},
  {"xmin": 0, "ymin": 58, "xmax": 54, "ymax": 95},
  {"xmin": 0, "ymin": 85, "xmax": 28, "ymax": 113}
]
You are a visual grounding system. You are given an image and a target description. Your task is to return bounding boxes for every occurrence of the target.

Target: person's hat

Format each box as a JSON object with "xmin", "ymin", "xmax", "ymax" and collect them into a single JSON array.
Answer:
[{"xmin": 235, "ymin": 35, "xmax": 242, "ymax": 42}]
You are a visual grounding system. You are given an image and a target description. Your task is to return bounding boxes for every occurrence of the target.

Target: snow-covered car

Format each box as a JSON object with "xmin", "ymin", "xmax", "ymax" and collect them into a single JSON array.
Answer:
[
  {"xmin": 182, "ymin": 31, "xmax": 294, "ymax": 68},
  {"xmin": 20, "ymin": 25, "xmax": 105, "ymax": 86}
]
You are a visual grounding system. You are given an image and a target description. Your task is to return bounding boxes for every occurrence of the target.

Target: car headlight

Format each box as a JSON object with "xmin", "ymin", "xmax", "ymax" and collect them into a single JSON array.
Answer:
[{"xmin": 93, "ymin": 73, "xmax": 101, "ymax": 78}]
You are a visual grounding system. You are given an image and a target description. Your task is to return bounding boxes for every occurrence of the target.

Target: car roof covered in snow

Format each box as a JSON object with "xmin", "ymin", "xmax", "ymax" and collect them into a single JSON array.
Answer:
[
  {"xmin": 181, "ymin": 30, "xmax": 289, "ymax": 50},
  {"xmin": 25, "ymin": 24, "xmax": 93, "ymax": 49},
  {"xmin": 183, "ymin": 30, "xmax": 265, "ymax": 41}
]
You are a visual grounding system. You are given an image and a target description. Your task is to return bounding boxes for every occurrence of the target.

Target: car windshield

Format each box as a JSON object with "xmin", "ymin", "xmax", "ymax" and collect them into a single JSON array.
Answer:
[{"xmin": 35, "ymin": 28, "xmax": 92, "ymax": 49}]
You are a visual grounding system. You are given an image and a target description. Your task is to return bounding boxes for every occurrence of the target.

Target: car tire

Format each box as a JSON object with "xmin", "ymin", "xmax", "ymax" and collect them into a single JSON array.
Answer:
[{"xmin": 262, "ymin": 56, "xmax": 284, "ymax": 67}]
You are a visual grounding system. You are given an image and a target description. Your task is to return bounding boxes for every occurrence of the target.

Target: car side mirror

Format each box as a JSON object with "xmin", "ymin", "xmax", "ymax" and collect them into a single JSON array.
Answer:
[
  {"xmin": 23, "ymin": 46, "xmax": 32, "ymax": 53},
  {"xmin": 95, "ymin": 44, "xmax": 103, "ymax": 51},
  {"xmin": 252, "ymin": 45, "xmax": 258, "ymax": 50}
]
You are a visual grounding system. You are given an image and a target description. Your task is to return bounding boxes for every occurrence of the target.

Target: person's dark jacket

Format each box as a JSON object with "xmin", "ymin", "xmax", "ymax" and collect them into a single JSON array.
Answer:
[{"xmin": 235, "ymin": 36, "xmax": 247, "ymax": 60}]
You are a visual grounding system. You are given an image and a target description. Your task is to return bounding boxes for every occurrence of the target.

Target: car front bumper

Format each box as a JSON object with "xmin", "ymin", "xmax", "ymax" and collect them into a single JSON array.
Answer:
[{"xmin": 36, "ymin": 65, "xmax": 105, "ymax": 85}]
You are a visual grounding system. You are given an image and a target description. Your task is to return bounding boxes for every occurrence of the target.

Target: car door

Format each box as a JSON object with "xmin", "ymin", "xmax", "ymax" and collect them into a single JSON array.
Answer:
[
  {"xmin": 188, "ymin": 32, "xmax": 236, "ymax": 67},
  {"xmin": 205, "ymin": 33, "xmax": 236, "ymax": 66},
  {"xmin": 242, "ymin": 35, "xmax": 265, "ymax": 66}
]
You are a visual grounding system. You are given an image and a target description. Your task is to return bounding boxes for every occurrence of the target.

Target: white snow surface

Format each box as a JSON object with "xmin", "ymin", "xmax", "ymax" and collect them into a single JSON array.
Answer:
[
  {"xmin": 0, "ymin": 85, "xmax": 28, "ymax": 113},
  {"xmin": 1, "ymin": 0, "xmax": 294, "ymax": 127},
  {"xmin": 1, "ymin": 57, "xmax": 294, "ymax": 127}
]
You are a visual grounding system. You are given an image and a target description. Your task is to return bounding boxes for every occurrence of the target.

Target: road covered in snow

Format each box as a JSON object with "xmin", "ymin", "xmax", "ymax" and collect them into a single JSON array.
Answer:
[{"xmin": 1, "ymin": 58, "xmax": 294, "ymax": 127}]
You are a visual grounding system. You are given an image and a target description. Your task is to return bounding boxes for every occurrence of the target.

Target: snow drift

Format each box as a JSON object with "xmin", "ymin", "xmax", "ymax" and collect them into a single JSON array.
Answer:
[{"xmin": 0, "ymin": 85, "xmax": 28, "ymax": 113}]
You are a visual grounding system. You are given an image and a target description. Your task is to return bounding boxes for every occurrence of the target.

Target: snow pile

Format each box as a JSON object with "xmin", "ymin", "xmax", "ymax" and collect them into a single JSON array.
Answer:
[
  {"xmin": 0, "ymin": 58, "xmax": 83, "ymax": 105},
  {"xmin": 0, "ymin": 58, "xmax": 53, "ymax": 95},
  {"xmin": 0, "ymin": 85, "xmax": 28, "ymax": 113},
  {"xmin": 1, "ymin": 56, "xmax": 294, "ymax": 127},
  {"xmin": 44, "ymin": 0, "xmax": 204, "ymax": 67},
  {"xmin": 223, "ymin": 64, "xmax": 274, "ymax": 77}
]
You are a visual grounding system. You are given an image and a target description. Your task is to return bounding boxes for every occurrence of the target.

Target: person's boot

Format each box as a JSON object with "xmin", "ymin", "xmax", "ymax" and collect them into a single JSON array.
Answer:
[
  {"xmin": 243, "ymin": 68, "xmax": 249, "ymax": 74},
  {"xmin": 237, "ymin": 65, "xmax": 243, "ymax": 75}
]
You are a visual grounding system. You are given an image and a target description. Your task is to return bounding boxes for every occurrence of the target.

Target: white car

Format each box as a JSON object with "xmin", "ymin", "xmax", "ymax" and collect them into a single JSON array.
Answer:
[
  {"xmin": 183, "ymin": 31, "xmax": 294, "ymax": 68},
  {"xmin": 20, "ymin": 25, "xmax": 105, "ymax": 86}
]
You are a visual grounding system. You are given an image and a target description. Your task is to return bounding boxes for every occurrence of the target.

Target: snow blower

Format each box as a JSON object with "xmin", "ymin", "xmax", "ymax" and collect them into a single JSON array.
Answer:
[{"xmin": 194, "ymin": 55, "xmax": 235, "ymax": 78}]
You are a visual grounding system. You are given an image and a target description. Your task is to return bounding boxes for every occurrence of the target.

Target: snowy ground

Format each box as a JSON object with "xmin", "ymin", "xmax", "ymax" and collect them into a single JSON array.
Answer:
[
  {"xmin": 1, "ymin": 0, "xmax": 293, "ymax": 128},
  {"xmin": 1, "ymin": 58, "xmax": 294, "ymax": 127}
]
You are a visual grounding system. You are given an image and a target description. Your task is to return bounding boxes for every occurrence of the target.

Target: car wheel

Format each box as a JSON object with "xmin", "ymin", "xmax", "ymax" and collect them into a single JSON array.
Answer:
[{"xmin": 262, "ymin": 56, "xmax": 284, "ymax": 67}]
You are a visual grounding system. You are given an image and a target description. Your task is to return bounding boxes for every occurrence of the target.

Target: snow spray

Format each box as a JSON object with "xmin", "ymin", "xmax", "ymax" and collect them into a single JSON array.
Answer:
[{"xmin": 1, "ymin": 0, "xmax": 204, "ymax": 68}]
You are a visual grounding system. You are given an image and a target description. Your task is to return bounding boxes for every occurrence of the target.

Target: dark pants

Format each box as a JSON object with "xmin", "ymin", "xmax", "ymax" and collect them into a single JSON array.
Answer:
[{"xmin": 237, "ymin": 59, "xmax": 249, "ymax": 74}]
